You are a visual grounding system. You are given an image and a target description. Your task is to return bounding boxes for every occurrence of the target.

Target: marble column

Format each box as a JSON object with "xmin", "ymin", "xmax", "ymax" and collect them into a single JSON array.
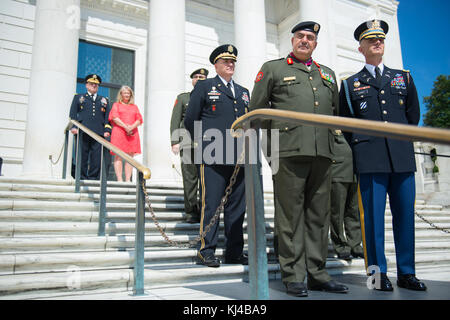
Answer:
[
  {"xmin": 145, "ymin": 0, "xmax": 185, "ymax": 182},
  {"xmin": 233, "ymin": 0, "xmax": 273, "ymax": 189},
  {"xmin": 22, "ymin": 0, "xmax": 80, "ymax": 178},
  {"xmin": 298, "ymin": 0, "xmax": 334, "ymax": 68},
  {"xmin": 233, "ymin": 0, "xmax": 267, "ymax": 92}
]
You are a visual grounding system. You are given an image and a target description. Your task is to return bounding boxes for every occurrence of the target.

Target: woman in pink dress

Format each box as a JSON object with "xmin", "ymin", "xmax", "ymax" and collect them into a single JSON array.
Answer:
[{"xmin": 109, "ymin": 86, "xmax": 143, "ymax": 182}]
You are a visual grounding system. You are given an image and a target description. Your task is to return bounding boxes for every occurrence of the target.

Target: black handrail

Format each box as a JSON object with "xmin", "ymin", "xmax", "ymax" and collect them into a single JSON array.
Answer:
[{"xmin": 63, "ymin": 119, "xmax": 150, "ymax": 296}]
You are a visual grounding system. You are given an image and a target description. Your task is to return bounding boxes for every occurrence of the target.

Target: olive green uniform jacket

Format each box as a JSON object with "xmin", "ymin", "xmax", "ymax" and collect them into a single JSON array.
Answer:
[{"xmin": 249, "ymin": 56, "xmax": 338, "ymax": 285}]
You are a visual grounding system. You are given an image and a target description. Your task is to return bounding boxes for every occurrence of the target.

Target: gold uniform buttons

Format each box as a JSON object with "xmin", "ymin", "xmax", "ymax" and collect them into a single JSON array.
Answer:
[
  {"xmin": 313, "ymin": 87, "xmax": 317, "ymax": 91},
  {"xmin": 383, "ymin": 110, "xmax": 387, "ymax": 115},
  {"xmin": 381, "ymin": 90, "xmax": 385, "ymax": 94},
  {"xmin": 314, "ymin": 101, "xmax": 319, "ymax": 106},
  {"xmin": 381, "ymin": 100, "xmax": 386, "ymax": 104},
  {"xmin": 309, "ymin": 76, "xmax": 313, "ymax": 81}
]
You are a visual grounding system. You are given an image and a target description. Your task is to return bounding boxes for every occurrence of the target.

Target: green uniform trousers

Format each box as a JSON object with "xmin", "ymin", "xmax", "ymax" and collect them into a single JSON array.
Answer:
[
  {"xmin": 273, "ymin": 156, "xmax": 332, "ymax": 286},
  {"xmin": 181, "ymin": 150, "xmax": 200, "ymax": 219},
  {"xmin": 330, "ymin": 182, "xmax": 363, "ymax": 256}
]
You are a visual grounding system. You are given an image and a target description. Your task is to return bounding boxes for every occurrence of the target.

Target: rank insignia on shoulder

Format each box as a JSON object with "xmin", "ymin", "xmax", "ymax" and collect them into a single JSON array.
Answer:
[{"xmin": 287, "ymin": 57, "xmax": 293, "ymax": 65}]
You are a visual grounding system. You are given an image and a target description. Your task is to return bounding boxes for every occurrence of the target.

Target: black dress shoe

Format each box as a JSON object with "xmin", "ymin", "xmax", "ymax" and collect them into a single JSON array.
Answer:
[
  {"xmin": 337, "ymin": 252, "xmax": 353, "ymax": 260},
  {"xmin": 397, "ymin": 274, "xmax": 427, "ymax": 291},
  {"xmin": 374, "ymin": 273, "xmax": 393, "ymax": 291},
  {"xmin": 308, "ymin": 280, "xmax": 349, "ymax": 293},
  {"xmin": 196, "ymin": 253, "xmax": 220, "ymax": 268},
  {"xmin": 286, "ymin": 282, "xmax": 308, "ymax": 297},
  {"xmin": 185, "ymin": 215, "xmax": 200, "ymax": 224},
  {"xmin": 224, "ymin": 253, "xmax": 248, "ymax": 265},
  {"xmin": 350, "ymin": 251, "xmax": 365, "ymax": 259}
]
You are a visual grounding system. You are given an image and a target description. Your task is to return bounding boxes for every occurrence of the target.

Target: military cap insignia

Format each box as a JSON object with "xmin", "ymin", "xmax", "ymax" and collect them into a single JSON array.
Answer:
[
  {"xmin": 314, "ymin": 24, "xmax": 319, "ymax": 32},
  {"xmin": 255, "ymin": 71, "xmax": 264, "ymax": 82},
  {"xmin": 228, "ymin": 45, "xmax": 234, "ymax": 53},
  {"xmin": 369, "ymin": 20, "xmax": 380, "ymax": 29}
]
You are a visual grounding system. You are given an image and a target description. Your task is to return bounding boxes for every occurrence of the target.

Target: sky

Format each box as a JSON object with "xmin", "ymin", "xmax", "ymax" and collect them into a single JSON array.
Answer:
[{"xmin": 397, "ymin": 0, "xmax": 450, "ymax": 126}]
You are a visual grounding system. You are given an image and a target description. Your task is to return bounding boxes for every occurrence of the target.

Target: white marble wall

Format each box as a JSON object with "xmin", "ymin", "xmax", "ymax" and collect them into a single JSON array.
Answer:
[{"xmin": 0, "ymin": 0, "xmax": 35, "ymax": 176}]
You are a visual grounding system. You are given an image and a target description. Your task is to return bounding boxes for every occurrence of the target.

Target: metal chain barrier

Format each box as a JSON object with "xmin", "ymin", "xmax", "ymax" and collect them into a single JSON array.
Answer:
[
  {"xmin": 141, "ymin": 151, "xmax": 246, "ymax": 248},
  {"xmin": 49, "ymin": 142, "xmax": 65, "ymax": 165},
  {"xmin": 415, "ymin": 211, "xmax": 450, "ymax": 234}
]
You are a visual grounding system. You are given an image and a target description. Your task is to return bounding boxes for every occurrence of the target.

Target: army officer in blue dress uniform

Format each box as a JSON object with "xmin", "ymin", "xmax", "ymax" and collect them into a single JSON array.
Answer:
[
  {"xmin": 184, "ymin": 44, "xmax": 250, "ymax": 268},
  {"xmin": 69, "ymin": 74, "xmax": 112, "ymax": 180},
  {"xmin": 339, "ymin": 20, "xmax": 426, "ymax": 291}
]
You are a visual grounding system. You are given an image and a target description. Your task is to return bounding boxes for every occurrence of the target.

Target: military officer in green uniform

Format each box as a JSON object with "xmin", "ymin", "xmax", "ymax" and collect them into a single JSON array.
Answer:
[
  {"xmin": 170, "ymin": 68, "xmax": 208, "ymax": 223},
  {"xmin": 249, "ymin": 21, "xmax": 348, "ymax": 297},
  {"xmin": 330, "ymin": 130, "xmax": 364, "ymax": 260}
]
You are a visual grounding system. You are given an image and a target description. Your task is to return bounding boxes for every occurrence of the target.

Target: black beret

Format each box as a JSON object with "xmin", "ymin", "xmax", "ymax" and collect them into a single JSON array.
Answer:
[
  {"xmin": 85, "ymin": 74, "xmax": 102, "ymax": 84},
  {"xmin": 354, "ymin": 19, "xmax": 389, "ymax": 42},
  {"xmin": 190, "ymin": 68, "xmax": 209, "ymax": 78},
  {"xmin": 291, "ymin": 21, "xmax": 320, "ymax": 34},
  {"xmin": 209, "ymin": 44, "xmax": 238, "ymax": 64}
]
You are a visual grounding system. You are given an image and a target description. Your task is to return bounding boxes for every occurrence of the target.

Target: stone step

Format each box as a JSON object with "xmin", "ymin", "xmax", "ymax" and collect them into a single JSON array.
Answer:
[
  {"xmin": 1, "ymin": 249, "xmax": 449, "ymax": 297},
  {"xmin": 0, "ymin": 200, "xmax": 184, "ymax": 212},
  {"xmin": 1, "ymin": 239, "xmax": 449, "ymax": 276},
  {"xmin": 0, "ymin": 183, "xmax": 184, "ymax": 196},
  {"xmin": 1, "ymin": 218, "xmax": 448, "ymax": 237},
  {"xmin": 0, "ymin": 191, "xmax": 184, "ymax": 204}
]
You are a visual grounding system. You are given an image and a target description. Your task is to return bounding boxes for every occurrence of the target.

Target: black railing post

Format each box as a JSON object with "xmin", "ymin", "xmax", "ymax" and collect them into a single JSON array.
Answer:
[
  {"xmin": 243, "ymin": 122, "xmax": 269, "ymax": 300},
  {"xmin": 75, "ymin": 131, "xmax": 82, "ymax": 193},
  {"xmin": 62, "ymin": 130, "xmax": 69, "ymax": 179},
  {"xmin": 98, "ymin": 145, "xmax": 108, "ymax": 236},
  {"xmin": 133, "ymin": 171, "xmax": 146, "ymax": 295}
]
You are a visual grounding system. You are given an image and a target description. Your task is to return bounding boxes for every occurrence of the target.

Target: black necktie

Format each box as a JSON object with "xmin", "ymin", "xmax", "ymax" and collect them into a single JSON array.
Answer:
[
  {"xmin": 375, "ymin": 66, "xmax": 382, "ymax": 84},
  {"xmin": 227, "ymin": 82, "xmax": 234, "ymax": 97}
]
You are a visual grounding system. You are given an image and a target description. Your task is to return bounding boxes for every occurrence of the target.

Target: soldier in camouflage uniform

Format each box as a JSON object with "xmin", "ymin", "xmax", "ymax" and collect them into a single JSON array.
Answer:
[
  {"xmin": 249, "ymin": 21, "xmax": 348, "ymax": 297},
  {"xmin": 170, "ymin": 68, "xmax": 208, "ymax": 223}
]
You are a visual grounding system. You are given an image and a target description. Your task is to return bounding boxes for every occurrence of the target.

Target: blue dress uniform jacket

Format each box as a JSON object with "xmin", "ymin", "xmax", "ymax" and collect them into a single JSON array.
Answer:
[
  {"xmin": 69, "ymin": 93, "xmax": 112, "ymax": 136},
  {"xmin": 184, "ymin": 75, "xmax": 249, "ymax": 263},
  {"xmin": 339, "ymin": 66, "xmax": 420, "ymax": 173},
  {"xmin": 184, "ymin": 75, "xmax": 250, "ymax": 165}
]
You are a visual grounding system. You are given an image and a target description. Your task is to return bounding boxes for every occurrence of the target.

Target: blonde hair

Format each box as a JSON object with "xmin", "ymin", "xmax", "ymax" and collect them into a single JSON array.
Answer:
[{"xmin": 116, "ymin": 86, "xmax": 135, "ymax": 104}]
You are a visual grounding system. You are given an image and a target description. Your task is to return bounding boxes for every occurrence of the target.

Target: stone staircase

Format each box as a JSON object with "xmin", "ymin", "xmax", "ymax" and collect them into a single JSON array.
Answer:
[{"xmin": 0, "ymin": 176, "xmax": 449, "ymax": 299}]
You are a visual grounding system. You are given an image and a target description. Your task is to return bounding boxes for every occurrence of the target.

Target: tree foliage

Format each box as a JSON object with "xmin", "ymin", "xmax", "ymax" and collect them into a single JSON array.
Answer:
[{"xmin": 423, "ymin": 75, "xmax": 450, "ymax": 128}]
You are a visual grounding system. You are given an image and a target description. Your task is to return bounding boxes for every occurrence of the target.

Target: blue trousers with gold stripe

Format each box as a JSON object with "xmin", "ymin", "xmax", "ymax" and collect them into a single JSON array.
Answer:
[
  {"xmin": 358, "ymin": 172, "xmax": 416, "ymax": 276},
  {"xmin": 197, "ymin": 164, "xmax": 246, "ymax": 261}
]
